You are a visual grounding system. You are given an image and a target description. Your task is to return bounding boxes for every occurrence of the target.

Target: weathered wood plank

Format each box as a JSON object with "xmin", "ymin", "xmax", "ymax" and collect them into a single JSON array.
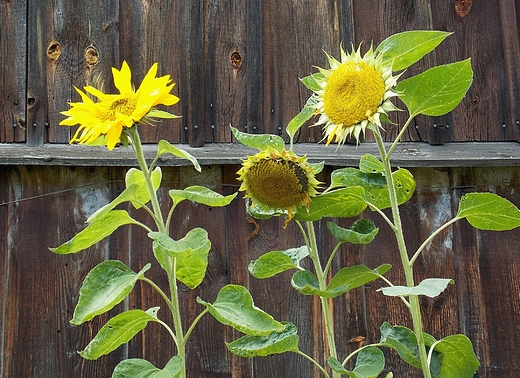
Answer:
[
  {"xmin": 1, "ymin": 141, "xmax": 520, "ymax": 168},
  {"xmin": 42, "ymin": 0, "xmax": 120, "ymax": 144},
  {"xmin": 0, "ymin": 1, "xmax": 27, "ymax": 143},
  {"xmin": 204, "ymin": 0, "xmax": 247, "ymax": 143}
]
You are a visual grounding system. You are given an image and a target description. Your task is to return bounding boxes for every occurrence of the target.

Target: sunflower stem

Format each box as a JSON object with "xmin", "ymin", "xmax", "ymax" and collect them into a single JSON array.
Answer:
[
  {"xmin": 373, "ymin": 128, "xmax": 432, "ymax": 378},
  {"xmin": 306, "ymin": 221, "xmax": 340, "ymax": 378},
  {"xmin": 126, "ymin": 127, "xmax": 187, "ymax": 378}
]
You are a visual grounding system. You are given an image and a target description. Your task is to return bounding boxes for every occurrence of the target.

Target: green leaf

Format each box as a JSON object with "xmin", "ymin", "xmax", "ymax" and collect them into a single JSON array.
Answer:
[
  {"xmin": 328, "ymin": 347, "xmax": 385, "ymax": 377},
  {"xmin": 169, "ymin": 185, "xmax": 237, "ymax": 207},
  {"xmin": 379, "ymin": 322, "xmax": 440, "ymax": 374},
  {"xmin": 327, "ymin": 357, "xmax": 351, "ymax": 375},
  {"xmin": 79, "ymin": 308, "xmax": 160, "ymax": 360},
  {"xmin": 359, "ymin": 154, "xmax": 384, "ymax": 174},
  {"xmin": 197, "ymin": 284, "xmax": 285, "ymax": 336},
  {"xmin": 125, "ymin": 167, "xmax": 163, "ymax": 208},
  {"xmin": 330, "ymin": 168, "xmax": 415, "ymax": 209},
  {"xmin": 50, "ymin": 210, "xmax": 141, "ymax": 254},
  {"xmin": 246, "ymin": 200, "xmax": 287, "ymax": 220},
  {"xmin": 353, "ymin": 346, "xmax": 385, "ymax": 377},
  {"xmin": 88, "ymin": 168, "xmax": 163, "ymax": 222},
  {"xmin": 396, "ymin": 59, "xmax": 473, "ymax": 117},
  {"xmin": 149, "ymin": 228, "xmax": 211, "ymax": 289},
  {"xmin": 434, "ymin": 335, "xmax": 479, "ymax": 378},
  {"xmin": 379, "ymin": 278, "xmax": 453, "ymax": 298},
  {"xmin": 249, "ymin": 246, "xmax": 309, "ymax": 279},
  {"xmin": 231, "ymin": 126, "xmax": 285, "ymax": 152},
  {"xmin": 226, "ymin": 322, "xmax": 299, "ymax": 357},
  {"xmin": 376, "ymin": 30, "xmax": 452, "ymax": 71},
  {"xmin": 156, "ymin": 140, "xmax": 201, "ymax": 172},
  {"xmin": 327, "ymin": 219, "xmax": 379, "ymax": 244},
  {"xmin": 71, "ymin": 261, "xmax": 150, "ymax": 325},
  {"xmin": 327, "ymin": 264, "xmax": 391, "ymax": 295},
  {"xmin": 286, "ymin": 95, "xmax": 318, "ymax": 142},
  {"xmin": 146, "ymin": 109, "xmax": 181, "ymax": 119},
  {"xmin": 112, "ymin": 355, "xmax": 183, "ymax": 378},
  {"xmin": 300, "ymin": 72, "xmax": 326, "ymax": 92},
  {"xmin": 293, "ymin": 187, "xmax": 367, "ymax": 221},
  {"xmin": 291, "ymin": 266, "xmax": 387, "ymax": 298},
  {"xmin": 456, "ymin": 192, "xmax": 520, "ymax": 230}
]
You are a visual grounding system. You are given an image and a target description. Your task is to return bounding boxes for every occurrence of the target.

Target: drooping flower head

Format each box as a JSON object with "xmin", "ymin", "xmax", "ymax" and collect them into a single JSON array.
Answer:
[
  {"xmin": 311, "ymin": 45, "xmax": 399, "ymax": 146},
  {"xmin": 60, "ymin": 61, "xmax": 179, "ymax": 150},
  {"xmin": 237, "ymin": 148, "xmax": 320, "ymax": 225}
]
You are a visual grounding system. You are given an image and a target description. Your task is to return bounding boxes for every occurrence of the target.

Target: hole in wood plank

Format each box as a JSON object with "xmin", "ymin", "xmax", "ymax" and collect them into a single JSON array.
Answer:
[
  {"xmin": 230, "ymin": 49, "xmax": 242, "ymax": 69},
  {"xmin": 455, "ymin": 0, "xmax": 472, "ymax": 18},
  {"xmin": 46, "ymin": 41, "xmax": 62, "ymax": 61},
  {"xmin": 85, "ymin": 45, "xmax": 99, "ymax": 67}
]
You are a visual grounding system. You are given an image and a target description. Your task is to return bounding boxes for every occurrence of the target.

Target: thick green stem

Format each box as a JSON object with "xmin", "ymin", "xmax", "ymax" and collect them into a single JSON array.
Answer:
[
  {"xmin": 373, "ymin": 128, "xmax": 432, "ymax": 378},
  {"xmin": 126, "ymin": 128, "xmax": 186, "ymax": 378},
  {"xmin": 306, "ymin": 222, "xmax": 340, "ymax": 378}
]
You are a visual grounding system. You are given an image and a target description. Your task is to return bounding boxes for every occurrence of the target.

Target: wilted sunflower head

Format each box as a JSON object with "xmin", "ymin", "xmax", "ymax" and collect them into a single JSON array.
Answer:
[
  {"xmin": 312, "ymin": 44, "xmax": 399, "ymax": 146},
  {"xmin": 237, "ymin": 148, "xmax": 320, "ymax": 224}
]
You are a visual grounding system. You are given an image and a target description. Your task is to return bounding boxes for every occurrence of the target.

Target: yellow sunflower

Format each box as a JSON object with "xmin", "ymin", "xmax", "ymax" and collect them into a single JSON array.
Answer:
[
  {"xmin": 237, "ymin": 148, "xmax": 320, "ymax": 225},
  {"xmin": 311, "ymin": 45, "xmax": 399, "ymax": 145},
  {"xmin": 60, "ymin": 61, "xmax": 179, "ymax": 150}
]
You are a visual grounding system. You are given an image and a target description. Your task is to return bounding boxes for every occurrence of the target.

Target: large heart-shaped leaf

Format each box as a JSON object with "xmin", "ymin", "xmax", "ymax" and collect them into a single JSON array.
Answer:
[
  {"xmin": 50, "ymin": 210, "xmax": 141, "ymax": 254},
  {"xmin": 249, "ymin": 246, "xmax": 309, "ymax": 279},
  {"xmin": 226, "ymin": 322, "xmax": 299, "ymax": 357},
  {"xmin": 71, "ymin": 261, "xmax": 150, "ymax": 325},
  {"xmin": 330, "ymin": 167, "xmax": 415, "ymax": 209},
  {"xmin": 197, "ymin": 284, "xmax": 285, "ymax": 336},
  {"xmin": 79, "ymin": 308, "xmax": 160, "ymax": 360},
  {"xmin": 376, "ymin": 30, "xmax": 451, "ymax": 71},
  {"xmin": 379, "ymin": 322, "xmax": 440, "ymax": 375},
  {"xmin": 294, "ymin": 187, "xmax": 367, "ymax": 221},
  {"xmin": 112, "ymin": 355, "xmax": 183, "ymax": 378},
  {"xmin": 149, "ymin": 228, "xmax": 211, "ymax": 289},
  {"xmin": 396, "ymin": 59, "xmax": 473, "ymax": 117},
  {"xmin": 433, "ymin": 334, "xmax": 479, "ymax": 378},
  {"xmin": 456, "ymin": 192, "xmax": 520, "ymax": 230}
]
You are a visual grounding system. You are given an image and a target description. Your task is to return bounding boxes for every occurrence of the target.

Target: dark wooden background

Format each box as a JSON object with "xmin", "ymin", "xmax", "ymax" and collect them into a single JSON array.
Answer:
[{"xmin": 1, "ymin": 1, "xmax": 520, "ymax": 377}]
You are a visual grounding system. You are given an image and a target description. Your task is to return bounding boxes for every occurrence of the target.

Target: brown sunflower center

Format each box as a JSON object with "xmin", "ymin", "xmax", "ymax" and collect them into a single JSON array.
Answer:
[
  {"xmin": 103, "ymin": 97, "xmax": 137, "ymax": 120},
  {"xmin": 247, "ymin": 158, "xmax": 309, "ymax": 209},
  {"xmin": 323, "ymin": 61, "xmax": 385, "ymax": 126}
]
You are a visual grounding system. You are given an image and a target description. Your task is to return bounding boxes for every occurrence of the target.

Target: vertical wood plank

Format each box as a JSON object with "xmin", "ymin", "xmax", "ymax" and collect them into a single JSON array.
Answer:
[
  {"xmin": 260, "ymin": 0, "xmax": 346, "ymax": 143},
  {"xmin": 430, "ymin": 0, "xmax": 514, "ymax": 142},
  {"xmin": 204, "ymin": 0, "xmax": 248, "ymax": 143},
  {"xmin": 0, "ymin": 0, "xmax": 27, "ymax": 142},
  {"xmin": 43, "ymin": 0, "xmax": 120, "ymax": 143}
]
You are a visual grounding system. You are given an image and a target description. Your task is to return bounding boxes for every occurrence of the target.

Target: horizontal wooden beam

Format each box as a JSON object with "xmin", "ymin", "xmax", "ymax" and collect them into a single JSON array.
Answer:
[{"xmin": 0, "ymin": 142, "xmax": 519, "ymax": 167}]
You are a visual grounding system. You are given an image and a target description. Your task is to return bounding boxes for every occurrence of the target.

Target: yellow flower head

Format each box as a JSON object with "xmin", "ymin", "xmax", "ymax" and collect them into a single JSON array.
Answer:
[
  {"xmin": 60, "ymin": 61, "xmax": 179, "ymax": 150},
  {"xmin": 237, "ymin": 148, "xmax": 320, "ymax": 224},
  {"xmin": 312, "ymin": 45, "xmax": 399, "ymax": 146}
]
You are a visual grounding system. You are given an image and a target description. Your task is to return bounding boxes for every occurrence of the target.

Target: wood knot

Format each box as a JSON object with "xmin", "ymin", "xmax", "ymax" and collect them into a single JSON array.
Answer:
[
  {"xmin": 230, "ymin": 49, "xmax": 242, "ymax": 69},
  {"xmin": 85, "ymin": 45, "xmax": 99, "ymax": 67},
  {"xmin": 46, "ymin": 41, "xmax": 61, "ymax": 61},
  {"xmin": 455, "ymin": 0, "xmax": 472, "ymax": 18}
]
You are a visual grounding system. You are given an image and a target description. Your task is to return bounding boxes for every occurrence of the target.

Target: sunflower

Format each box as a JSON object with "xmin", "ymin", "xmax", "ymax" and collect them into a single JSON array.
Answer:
[
  {"xmin": 237, "ymin": 148, "xmax": 320, "ymax": 224},
  {"xmin": 310, "ymin": 45, "xmax": 399, "ymax": 145},
  {"xmin": 60, "ymin": 61, "xmax": 179, "ymax": 150}
]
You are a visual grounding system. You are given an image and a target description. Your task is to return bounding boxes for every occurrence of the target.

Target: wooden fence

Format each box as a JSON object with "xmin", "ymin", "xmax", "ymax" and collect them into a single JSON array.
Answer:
[{"xmin": 1, "ymin": 1, "xmax": 520, "ymax": 377}]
